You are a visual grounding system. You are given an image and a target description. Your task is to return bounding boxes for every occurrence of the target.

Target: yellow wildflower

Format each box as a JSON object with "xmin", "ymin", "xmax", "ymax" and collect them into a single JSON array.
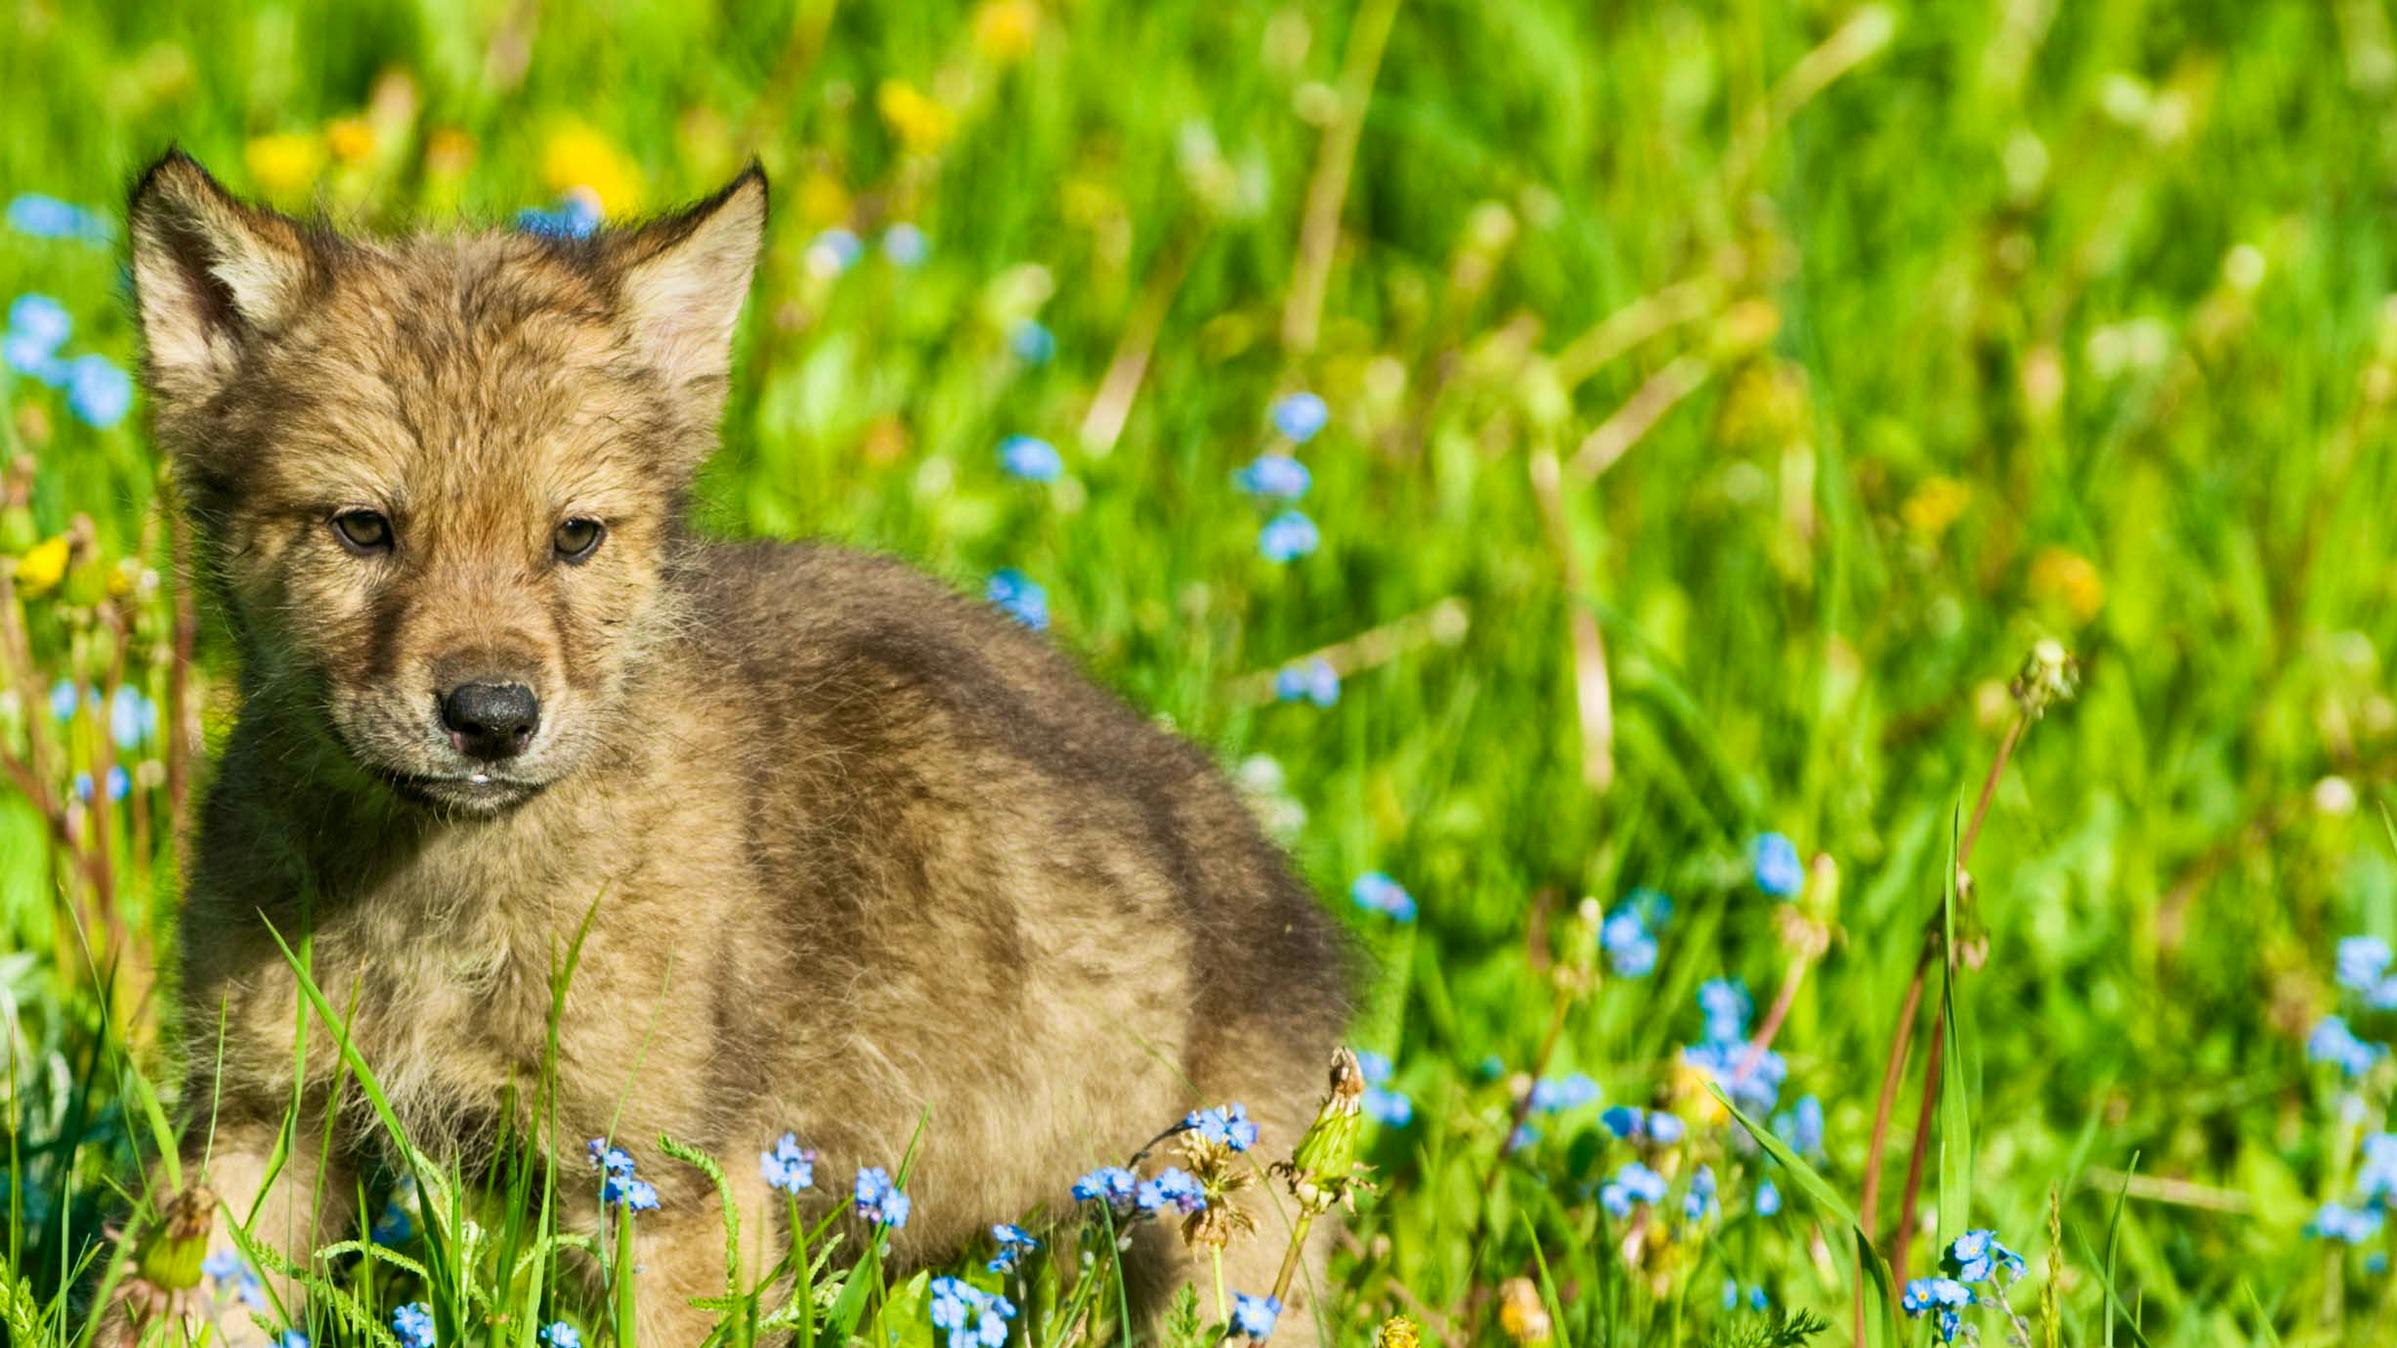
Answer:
[
  {"xmin": 973, "ymin": 0, "xmax": 1041, "ymax": 62},
  {"xmin": 1670, "ymin": 1057, "xmax": 1730, "ymax": 1126},
  {"xmin": 325, "ymin": 116, "xmax": 375, "ymax": 163},
  {"xmin": 1374, "ymin": 1317, "xmax": 1420, "ymax": 1348},
  {"xmin": 1902, "ymin": 475, "xmax": 1971, "ymax": 540},
  {"xmin": 797, "ymin": 170, "xmax": 852, "ymax": 229},
  {"xmin": 2028, "ymin": 546, "xmax": 2104, "ymax": 623},
  {"xmin": 542, "ymin": 123, "xmax": 644, "ymax": 215},
  {"xmin": 878, "ymin": 80, "xmax": 956, "ymax": 154},
  {"xmin": 245, "ymin": 133, "xmax": 323, "ymax": 198},
  {"xmin": 13, "ymin": 534, "xmax": 70, "ymax": 595}
]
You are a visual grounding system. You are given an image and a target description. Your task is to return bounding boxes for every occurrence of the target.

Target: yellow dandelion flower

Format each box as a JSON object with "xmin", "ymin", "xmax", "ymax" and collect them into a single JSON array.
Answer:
[
  {"xmin": 877, "ymin": 80, "xmax": 956, "ymax": 154},
  {"xmin": 1373, "ymin": 1317, "xmax": 1420, "ymax": 1348},
  {"xmin": 13, "ymin": 534, "xmax": 71, "ymax": 595},
  {"xmin": 973, "ymin": 0, "xmax": 1041, "ymax": 62},
  {"xmin": 244, "ymin": 133, "xmax": 324, "ymax": 198},
  {"xmin": 2029, "ymin": 547, "xmax": 2105, "ymax": 623},
  {"xmin": 1902, "ymin": 475, "xmax": 1971, "ymax": 540},
  {"xmin": 542, "ymin": 123, "xmax": 644, "ymax": 215},
  {"xmin": 797, "ymin": 170, "xmax": 852, "ymax": 229},
  {"xmin": 1670, "ymin": 1058, "xmax": 1730, "ymax": 1126},
  {"xmin": 325, "ymin": 116, "xmax": 376, "ymax": 163}
]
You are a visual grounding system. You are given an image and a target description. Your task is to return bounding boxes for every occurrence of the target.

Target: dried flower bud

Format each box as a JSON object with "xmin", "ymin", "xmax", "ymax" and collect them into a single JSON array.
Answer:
[
  {"xmin": 1498, "ymin": 1277, "xmax": 1552, "ymax": 1344},
  {"xmin": 134, "ymin": 1184, "xmax": 213, "ymax": 1291},
  {"xmin": 1273, "ymin": 1048, "xmax": 1372, "ymax": 1215},
  {"xmin": 2009, "ymin": 640, "xmax": 2079, "ymax": 719}
]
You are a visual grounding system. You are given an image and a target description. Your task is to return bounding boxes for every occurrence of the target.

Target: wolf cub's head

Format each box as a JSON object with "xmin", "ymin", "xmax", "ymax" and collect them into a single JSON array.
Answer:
[{"xmin": 128, "ymin": 152, "xmax": 764, "ymax": 814}]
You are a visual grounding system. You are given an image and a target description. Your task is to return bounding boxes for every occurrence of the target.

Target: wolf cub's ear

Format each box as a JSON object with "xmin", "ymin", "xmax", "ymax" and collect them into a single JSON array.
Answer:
[
  {"xmin": 127, "ymin": 150, "xmax": 321, "ymax": 404},
  {"xmin": 604, "ymin": 166, "xmax": 766, "ymax": 407}
]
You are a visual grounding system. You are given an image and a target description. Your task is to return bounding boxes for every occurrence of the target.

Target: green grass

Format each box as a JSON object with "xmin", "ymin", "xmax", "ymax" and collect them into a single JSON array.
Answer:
[{"xmin": 9, "ymin": 0, "xmax": 2397, "ymax": 1343}]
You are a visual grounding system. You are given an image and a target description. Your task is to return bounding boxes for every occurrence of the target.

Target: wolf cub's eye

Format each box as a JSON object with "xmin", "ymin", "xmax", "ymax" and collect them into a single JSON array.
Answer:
[
  {"xmin": 553, "ymin": 517, "xmax": 605, "ymax": 563},
  {"xmin": 330, "ymin": 509, "xmax": 393, "ymax": 555}
]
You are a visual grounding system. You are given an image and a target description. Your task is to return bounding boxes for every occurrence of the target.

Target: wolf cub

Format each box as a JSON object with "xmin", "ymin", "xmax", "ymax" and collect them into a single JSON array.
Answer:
[{"xmin": 126, "ymin": 151, "xmax": 1347, "ymax": 1344}]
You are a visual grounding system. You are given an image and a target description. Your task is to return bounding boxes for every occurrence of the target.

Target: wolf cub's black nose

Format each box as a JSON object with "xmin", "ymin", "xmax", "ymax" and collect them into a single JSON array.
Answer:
[{"xmin": 440, "ymin": 682, "xmax": 540, "ymax": 760}]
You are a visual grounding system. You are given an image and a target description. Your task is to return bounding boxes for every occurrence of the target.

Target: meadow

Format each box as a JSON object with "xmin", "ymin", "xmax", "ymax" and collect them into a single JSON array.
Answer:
[{"xmin": 7, "ymin": 0, "xmax": 2397, "ymax": 1344}]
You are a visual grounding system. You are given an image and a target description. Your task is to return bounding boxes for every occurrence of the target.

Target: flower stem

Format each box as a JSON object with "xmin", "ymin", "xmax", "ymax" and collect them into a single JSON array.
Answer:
[
  {"xmin": 1269, "ymin": 1210, "xmax": 1317, "ymax": 1307},
  {"xmin": 1855, "ymin": 709, "xmax": 2033, "ymax": 1339},
  {"xmin": 1213, "ymin": 1246, "xmax": 1229, "ymax": 1322},
  {"xmin": 614, "ymin": 1203, "xmax": 639, "ymax": 1348}
]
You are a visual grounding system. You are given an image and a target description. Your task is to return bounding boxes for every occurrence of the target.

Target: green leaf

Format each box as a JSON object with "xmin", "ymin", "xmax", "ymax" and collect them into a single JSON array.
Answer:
[
  {"xmin": 1522, "ymin": 1211, "xmax": 1576, "ymax": 1348},
  {"xmin": 1713, "ymin": 1085, "xmax": 1902, "ymax": 1348}
]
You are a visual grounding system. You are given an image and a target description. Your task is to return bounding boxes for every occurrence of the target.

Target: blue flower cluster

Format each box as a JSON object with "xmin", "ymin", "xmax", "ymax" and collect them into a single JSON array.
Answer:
[
  {"xmin": 1068, "ymin": 1162, "xmax": 1206, "ymax": 1219},
  {"xmin": 883, "ymin": 223, "xmax": 929, "ymax": 268},
  {"xmin": 1355, "ymin": 1049, "xmax": 1413, "ymax": 1127},
  {"xmin": 370, "ymin": 1174, "xmax": 419, "ymax": 1246},
  {"xmin": 1599, "ymin": 1105, "xmax": 1685, "ymax": 1146},
  {"xmin": 1270, "ymin": 393, "xmax": 1328, "ymax": 444},
  {"xmin": 1231, "ymin": 1292, "xmax": 1282, "ymax": 1342},
  {"xmin": 1771, "ymin": 1094, "xmax": 1825, "ymax": 1160},
  {"xmin": 1598, "ymin": 1159, "xmax": 1667, "ymax": 1218},
  {"xmin": 1236, "ymin": 453, "xmax": 1311, "ymax": 502},
  {"xmin": 1681, "ymin": 1163, "xmax": 1719, "ymax": 1222},
  {"xmin": 1943, "ymin": 1228, "xmax": 2025, "ymax": 1282},
  {"xmin": 74, "ymin": 766, "xmax": 131, "ymax": 804},
  {"xmin": 985, "ymin": 569, "xmax": 1050, "ymax": 632},
  {"xmin": 987, "ymin": 1222, "xmax": 1040, "ymax": 1273},
  {"xmin": 1678, "ymin": 979, "xmax": 1787, "ymax": 1116},
  {"xmin": 930, "ymin": 1276, "xmax": 1016, "ymax": 1348},
  {"xmin": 1070, "ymin": 1164, "xmax": 1140, "ymax": 1212},
  {"xmin": 48, "ymin": 681, "xmax": 160, "ymax": 750},
  {"xmin": 392, "ymin": 1302, "xmax": 436, "ymax": 1348},
  {"xmin": 4, "ymin": 294, "xmax": 133, "ymax": 427},
  {"xmin": 540, "ymin": 1324, "xmax": 582, "ymax": 1348},
  {"xmin": 1257, "ymin": 510, "xmax": 1319, "ymax": 563},
  {"xmin": 807, "ymin": 227, "xmax": 865, "ymax": 276},
  {"xmin": 1350, "ymin": 871, "xmax": 1417, "ymax": 922},
  {"xmin": 1237, "ymin": 392, "xmax": 1327, "ymax": 561},
  {"xmin": 8, "ymin": 193, "xmax": 112, "ymax": 246},
  {"xmin": 1601, "ymin": 888, "xmax": 1672, "ymax": 977},
  {"xmin": 1720, "ymin": 1278, "xmax": 1770, "ymax": 1312},
  {"xmin": 1752, "ymin": 832, "xmax": 1804, "ymax": 897},
  {"xmin": 760, "ymin": 1131, "xmax": 817, "ymax": 1196},
  {"xmin": 2337, "ymin": 935, "xmax": 2397, "ymax": 1009},
  {"xmin": 202, "ymin": 1247, "xmax": 266, "ymax": 1310},
  {"xmin": 1007, "ymin": 318, "xmax": 1055, "ymax": 365},
  {"xmin": 2311, "ymin": 1132, "xmax": 2397, "ymax": 1244},
  {"xmin": 1139, "ymin": 1166, "xmax": 1208, "ymax": 1214},
  {"xmin": 1902, "ymin": 1228, "xmax": 2030, "ymax": 1343},
  {"xmin": 999, "ymin": 434, "xmax": 1063, "ymax": 483},
  {"xmin": 1901, "ymin": 1277, "xmax": 1973, "ymax": 1344},
  {"xmin": 517, "ymin": 192, "xmax": 601, "ymax": 239},
  {"xmin": 1185, "ymin": 1103, "xmax": 1259, "ymax": 1151},
  {"xmin": 587, "ymin": 1139, "xmax": 659, "ymax": 1211},
  {"xmin": 854, "ymin": 1166, "xmax": 912, "ymax": 1228},
  {"xmin": 1273, "ymin": 657, "xmax": 1339, "ymax": 707},
  {"xmin": 1527, "ymin": 1072, "xmax": 1600, "ymax": 1114},
  {"xmin": 2309, "ymin": 933, "xmax": 2397, "ymax": 1078}
]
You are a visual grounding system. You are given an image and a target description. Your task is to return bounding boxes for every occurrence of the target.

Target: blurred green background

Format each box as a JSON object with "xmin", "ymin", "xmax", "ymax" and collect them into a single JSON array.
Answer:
[{"xmin": 10, "ymin": 0, "xmax": 2397, "ymax": 1343}]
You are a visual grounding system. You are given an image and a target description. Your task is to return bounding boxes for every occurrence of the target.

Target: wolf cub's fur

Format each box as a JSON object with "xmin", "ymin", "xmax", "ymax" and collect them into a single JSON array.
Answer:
[{"xmin": 127, "ymin": 152, "xmax": 1346, "ymax": 1343}]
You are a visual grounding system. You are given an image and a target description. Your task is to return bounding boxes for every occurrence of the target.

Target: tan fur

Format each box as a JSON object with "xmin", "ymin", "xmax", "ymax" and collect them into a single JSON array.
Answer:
[{"xmin": 126, "ymin": 152, "xmax": 1348, "ymax": 1345}]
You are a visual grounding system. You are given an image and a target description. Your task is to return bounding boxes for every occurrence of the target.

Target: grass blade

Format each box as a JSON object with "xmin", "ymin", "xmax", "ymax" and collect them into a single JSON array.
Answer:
[{"xmin": 1713, "ymin": 1085, "xmax": 1901, "ymax": 1347}]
